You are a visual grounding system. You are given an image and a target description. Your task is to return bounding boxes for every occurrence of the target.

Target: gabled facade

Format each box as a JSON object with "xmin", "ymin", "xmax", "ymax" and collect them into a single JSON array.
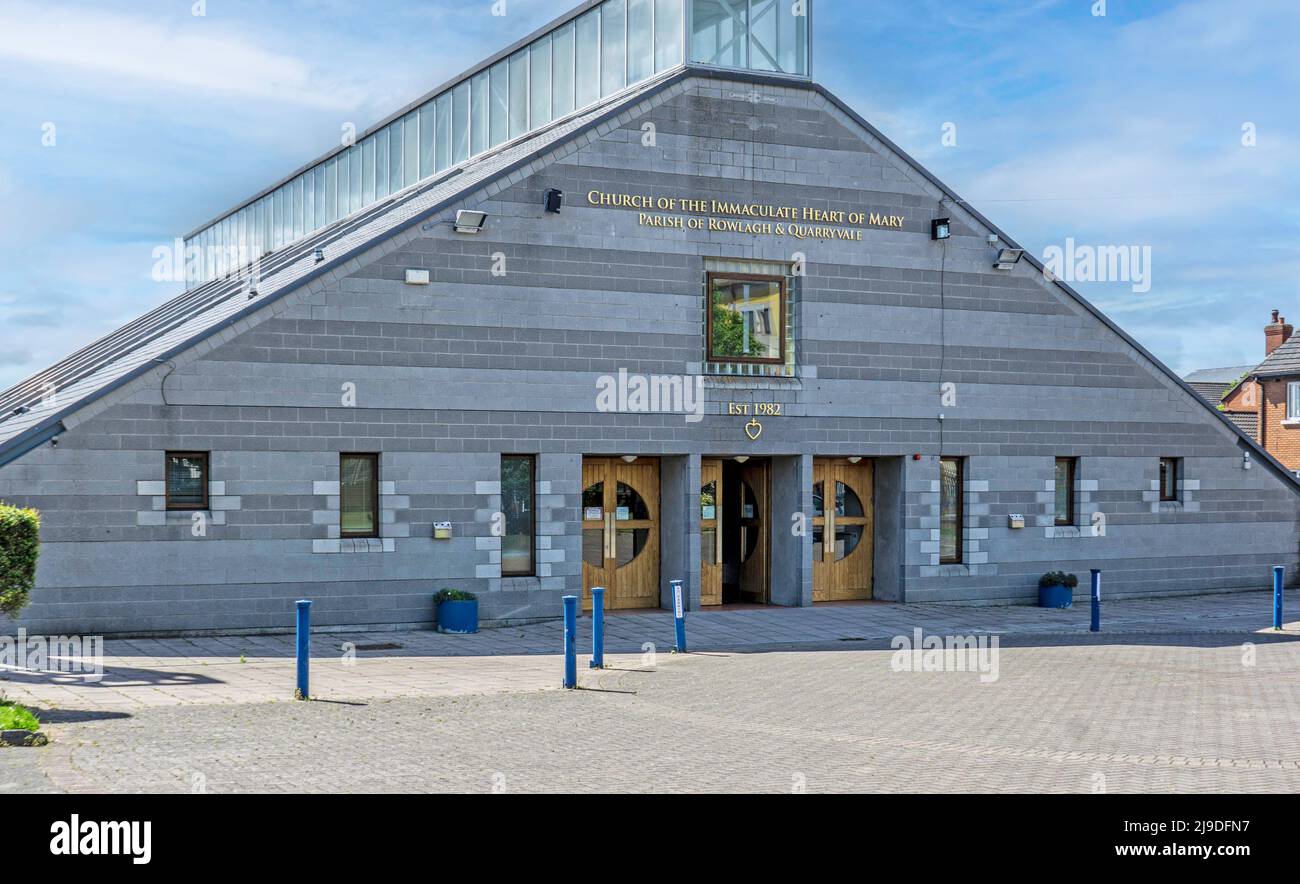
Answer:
[{"xmin": 2, "ymin": 1, "xmax": 1298, "ymax": 636}]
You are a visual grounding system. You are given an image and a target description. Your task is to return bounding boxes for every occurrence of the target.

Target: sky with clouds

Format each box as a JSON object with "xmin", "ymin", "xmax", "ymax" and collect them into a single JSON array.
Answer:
[{"xmin": 0, "ymin": 0, "xmax": 1296, "ymax": 388}]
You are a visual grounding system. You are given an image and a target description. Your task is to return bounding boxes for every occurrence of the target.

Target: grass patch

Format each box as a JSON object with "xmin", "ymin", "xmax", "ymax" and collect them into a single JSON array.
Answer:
[{"xmin": 0, "ymin": 699, "xmax": 39, "ymax": 732}]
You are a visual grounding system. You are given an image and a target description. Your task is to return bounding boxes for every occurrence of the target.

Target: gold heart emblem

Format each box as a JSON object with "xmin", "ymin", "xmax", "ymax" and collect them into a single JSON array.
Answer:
[{"xmin": 745, "ymin": 419, "xmax": 763, "ymax": 441}]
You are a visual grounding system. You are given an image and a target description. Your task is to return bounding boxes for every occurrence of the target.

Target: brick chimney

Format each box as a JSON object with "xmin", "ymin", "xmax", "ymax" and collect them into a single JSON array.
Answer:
[{"xmin": 1266, "ymin": 309, "xmax": 1294, "ymax": 356}]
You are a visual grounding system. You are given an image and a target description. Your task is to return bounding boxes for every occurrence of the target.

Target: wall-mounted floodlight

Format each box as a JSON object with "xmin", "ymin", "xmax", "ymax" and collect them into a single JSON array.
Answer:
[
  {"xmin": 544, "ymin": 189, "xmax": 564, "ymax": 214},
  {"xmin": 994, "ymin": 248, "xmax": 1024, "ymax": 270},
  {"xmin": 931, "ymin": 218, "xmax": 951, "ymax": 241},
  {"xmin": 453, "ymin": 210, "xmax": 489, "ymax": 234},
  {"xmin": 313, "ymin": 248, "xmax": 325, "ymax": 263}
]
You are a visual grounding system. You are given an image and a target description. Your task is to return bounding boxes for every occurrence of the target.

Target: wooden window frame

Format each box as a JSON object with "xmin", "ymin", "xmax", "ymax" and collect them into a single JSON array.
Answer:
[
  {"xmin": 501, "ymin": 454, "xmax": 537, "ymax": 578},
  {"xmin": 939, "ymin": 456, "xmax": 964, "ymax": 565},
  {"xmin": 1054, "ymin": 457, "xmax": 1077, "ymax": 527},
  {"xmin": 340, "ymin": 453, "xmax": 380, "ymax": 539},
  {"xmin": 165, "ymin": 451, "xmax": 210, "ymax": 511},
  {"xmin": 1159, "ymin": 457, "xmax": 1180, "ymax": 503},
  {"xmin": 705, "ymin": 271, "xmax": 787, "ymax": 366}
]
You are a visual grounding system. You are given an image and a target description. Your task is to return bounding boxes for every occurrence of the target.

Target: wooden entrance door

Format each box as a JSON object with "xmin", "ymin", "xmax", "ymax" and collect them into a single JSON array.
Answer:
[
  {"xmin": 700, "ymin": 459, "xmax": 723, "ymax": 606},
  {"xmin": 812, "ymin": 459, "xmax": 874, "ymax": 602},
  {"xmin": 582, "ymin": 458, "xmax": 660, "ymax": 611}
]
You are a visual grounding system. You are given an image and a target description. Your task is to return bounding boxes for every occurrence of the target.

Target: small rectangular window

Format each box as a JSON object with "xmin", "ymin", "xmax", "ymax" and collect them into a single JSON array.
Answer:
[
  {"xmin": 1159, "ymin": 457, "xmax": 1180, "ymax": 502},
  {"xmin": 939, "ymin": 457, "xmax": 963, "ymax": 564},
  {"xmin": 501, "ymin": 455, "xmax": 536, "ymax": 577},
  {"xmin": 166, "ymin": 452, "xmax": 209, "ymax": 511},
  {"xmin": 1054, "ymin": 457, "xmax": 1077, "ymax": 526},
  {"xmin": 1288, "ymin": 383, "xmax": 1300, "ymax": 420},
  {"xmin": 340, "ymin": 454, "xmax": 379, "ymax": 538},
  {"xmin": 706, "ymin": 273, "xmax": 785, "ymax": 364}
]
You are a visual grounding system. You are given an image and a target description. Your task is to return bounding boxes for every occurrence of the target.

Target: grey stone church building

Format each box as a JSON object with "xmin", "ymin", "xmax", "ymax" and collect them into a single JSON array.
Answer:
[{"xmin": 2, "ymin": 0, "xmax": 1296, "ymax": 636}]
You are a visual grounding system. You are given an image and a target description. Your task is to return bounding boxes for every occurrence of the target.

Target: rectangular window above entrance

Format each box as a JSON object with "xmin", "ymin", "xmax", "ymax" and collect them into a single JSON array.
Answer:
[
  {"xmin": 707, "ymin": 273, "xmax": 785, "ymax": 364},
  {"xmin": 703, "ymin": 259, "xmax": 797, "ymax": 378}
]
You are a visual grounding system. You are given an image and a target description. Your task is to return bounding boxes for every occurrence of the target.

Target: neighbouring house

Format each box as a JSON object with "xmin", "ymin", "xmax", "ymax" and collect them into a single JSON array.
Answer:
[
  {"xmin": 2, "ymin": 0, "xmax": 1298, "ymax": 637},
  {"xmin": 1183, "ymin": 365, "xmax": 1256, "ymax": 437},
  {"xmin": 1251, "ymin": 313, "xmax": 1300, "ymax": 473},
  {"xmin": 1184, "ymin": 311, "xmax": 1300, "ymax": 472}
]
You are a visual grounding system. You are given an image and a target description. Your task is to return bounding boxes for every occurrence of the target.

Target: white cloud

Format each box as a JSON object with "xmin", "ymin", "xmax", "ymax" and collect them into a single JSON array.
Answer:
[{"xmin": 0, "ymin": 0, "xmax": 362, "ymax": 108}]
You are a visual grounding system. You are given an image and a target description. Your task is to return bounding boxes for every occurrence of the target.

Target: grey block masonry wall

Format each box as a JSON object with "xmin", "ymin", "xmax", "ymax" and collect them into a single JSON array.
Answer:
[{"xmin": 3, "ymin": 72, "xmax": 1298, "ymax": 635}]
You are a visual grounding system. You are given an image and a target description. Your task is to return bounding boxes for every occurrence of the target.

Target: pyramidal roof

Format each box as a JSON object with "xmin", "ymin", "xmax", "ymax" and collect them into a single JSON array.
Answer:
[{"xmin": 0, "ymin": 5, "xmax": 1291, "ymax": 489}]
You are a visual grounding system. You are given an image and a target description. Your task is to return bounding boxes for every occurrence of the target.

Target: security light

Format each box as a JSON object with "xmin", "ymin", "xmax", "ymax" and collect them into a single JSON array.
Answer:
[
  {"xmin": 544, "ymin": 189, "xmax": 564, "ymax": 214},
  {"xmin": 314, "ymin": 248, "xmax": 325, "ymax": 263},
  {"xmin": 994, "ymin": 248, "xmax": 1024, "ymax": 270},
  {"xmin": 453, "ymin": 210, "xmax": 489, "ymax": 234},
  {"xmin": 931, "ymin": 218, "xmax": 951, "ymax": 241}
]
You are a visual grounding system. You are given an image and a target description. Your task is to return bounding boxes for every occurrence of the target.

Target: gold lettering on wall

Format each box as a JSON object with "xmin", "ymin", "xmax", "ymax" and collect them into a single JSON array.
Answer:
[{"xmin": 587, "ymin": 190, "xmax": 905, "ymax": 241}]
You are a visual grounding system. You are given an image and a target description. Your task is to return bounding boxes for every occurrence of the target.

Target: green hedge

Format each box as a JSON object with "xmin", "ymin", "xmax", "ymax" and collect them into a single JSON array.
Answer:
[{"xmin": 0, "ymin": 503, "xmax": 40, "ymax": 618}]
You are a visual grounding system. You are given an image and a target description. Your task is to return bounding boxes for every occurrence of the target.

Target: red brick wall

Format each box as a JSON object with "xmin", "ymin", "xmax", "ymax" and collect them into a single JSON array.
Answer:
[
  {"xmin": 1259, "ymin": 378, "xmax": 1300, "ymax": 470},
  {"xmin": 1222, "ymin": 380, "xmax": 1259, "ymax": 413}
]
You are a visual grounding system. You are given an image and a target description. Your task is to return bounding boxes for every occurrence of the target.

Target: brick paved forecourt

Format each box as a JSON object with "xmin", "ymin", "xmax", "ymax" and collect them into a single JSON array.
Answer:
[{"xmin": 1, "ymin": 591, "xmax": 1298, "ymax": 794}]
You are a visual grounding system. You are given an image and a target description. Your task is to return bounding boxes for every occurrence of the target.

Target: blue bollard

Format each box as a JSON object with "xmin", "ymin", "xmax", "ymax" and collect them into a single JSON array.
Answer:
[
  {"xmin": 590, "ymin": 586, "xmax": 605, "ymax": 669},
  {"xmin": 563, "ymin": 595, "xmax": 578, "ymax": 688},
  {"xmin": 1089, "ymin": 570, "xmax": 1101, "ymax": 633},
  {"xmin": 295, "ymin": 599, "xmax": 312, "ymax": 700},
  {"xmin": 671, "ymin": 580, "xmax": 687, "ymax": 653},
  {"xmin": 1274, "ymin": 566, "xmax": 1285, "ymax": 630}
]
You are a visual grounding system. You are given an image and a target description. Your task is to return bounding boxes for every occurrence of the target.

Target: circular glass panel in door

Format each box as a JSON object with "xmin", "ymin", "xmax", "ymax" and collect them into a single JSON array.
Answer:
[
  {"xmin": 614, "ymin": 482, "xmax": 651, "ymax": 568},
  {"xmin": 835, "ymin": 481, "xmax": 864, "ymax": 518},
  {"xmin": 834, "ymin": 481, "xmax": 865, "ymax": 560},
  {"xmin": 616, "ymin": 482, "xmax": 651, "ymax": 521}
]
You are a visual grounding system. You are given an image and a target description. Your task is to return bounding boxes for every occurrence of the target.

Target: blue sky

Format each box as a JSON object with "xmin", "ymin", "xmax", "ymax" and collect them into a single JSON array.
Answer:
[{"xmin": 0, "ymin": 0, "xmax": 1296, "ymax": 388}]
